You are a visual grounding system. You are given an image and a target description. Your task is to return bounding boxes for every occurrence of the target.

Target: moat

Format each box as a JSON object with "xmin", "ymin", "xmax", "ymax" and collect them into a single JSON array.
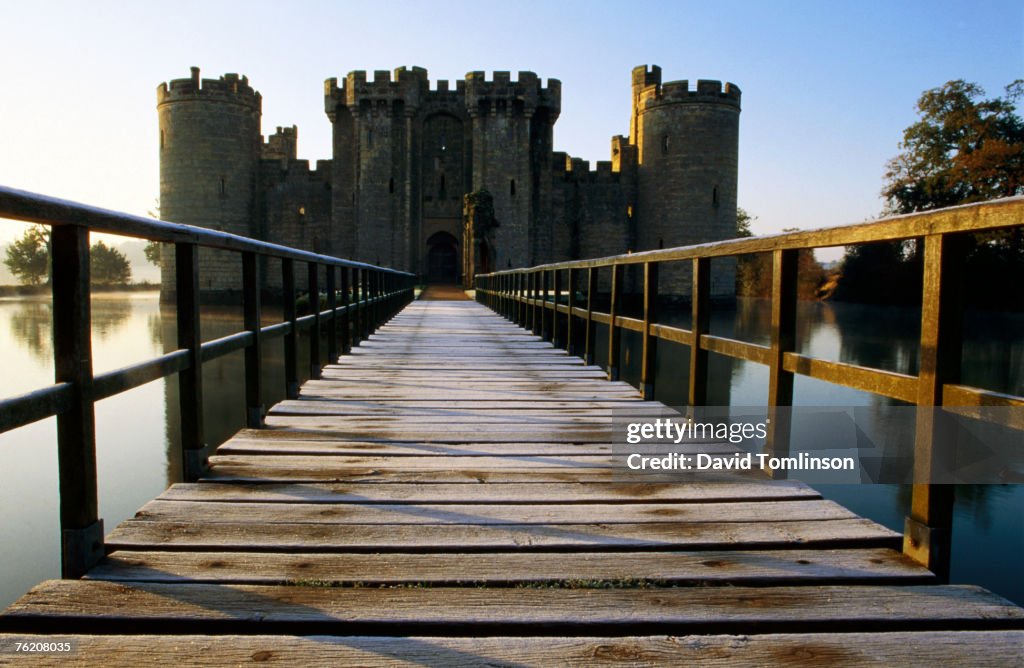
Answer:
[{"xmin": 0, "ymin": 291, "xmax": 1020, "ymax": 609}]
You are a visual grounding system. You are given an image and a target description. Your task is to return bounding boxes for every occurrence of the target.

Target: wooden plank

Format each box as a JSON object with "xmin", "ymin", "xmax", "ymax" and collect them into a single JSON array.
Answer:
[
  {"xmin": 214, "ymin": 440, "xmax": 738, "ymax": 456},
  {"xmin": 155, "ymin": 480, "xmax": 820, "ymax": 504},
  {"xmin": 85, "ymin": 548, "xmax": 933, "ymax": 585},
  {"xmin": 1, "ymin": 632, "xmax": 1022, "ymax": 667},
  {"xmin": 103, "ymin": 518, "xmax": 900, "ymax": 553},
  {"xmin": 201, "ymin": 466, "xmax": 627, "ymax": 483},
  {"xmin": 6, "ymin": 582, "xmax": 1020, "ymax": 633},
  {"xmin": 129, "ymin": 499, "xmax": 858, "ymax": 526}
]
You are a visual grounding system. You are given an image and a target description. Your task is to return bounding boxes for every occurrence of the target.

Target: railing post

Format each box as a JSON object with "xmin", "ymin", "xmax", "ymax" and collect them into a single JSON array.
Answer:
[
  {"xmin": 905, "ymin": 234, "xmax": 965, "ymax": 580},
  {"xmin": 566, "ymin": 268, "xmax": 576, "ymax": 355},
  {"xmin": 541, "ymin": 270, "xmax": 551, "ymax": 341},
  {"xmin": 530, "ymin": 272, "xmax": 539, "ymax": 336},
  {"xmin": 517, "ymin": 273, "xmax": 525, "ymax": 326},
  {"xmin": 641, "ymin": 261, "xmax": 659, "ymax": 400},
  {"xmin": 308, "ymin": 262, "xmax": 322, "ymax": 380},
  {"xmin": 282, "ymin": 258, "xmax": 299, "ymax": 399},
  {"xmin": 585, "ymin": 267, "xmax": 597, "ymax": 365},
  {"xmin": 326, "ymin": 265, "xmax": 338, "ymax": 364},
  {"xmin": 176, "ymin": 243, "xmax": 207, "ymax": 481},
  {"xmin": 607, "ymin": 264, "xmax": 624, "ymax": 381},
  {"xmin": 242, "ymin": 252, "xmax": 263, "ymax": 429},
  {"xmin": 352, "ymin": 269, "xmax": 362, "ymax": 346},
  {"xmin": 765, "ymin": 249, "xmax": 798, "ymax": 477},
  {"xmin": 51, "ymin": 224, "xmax": 103, "ymax": 579},
  {"xmin": 552, "ymin": 270, "xmax": 563, "ymax": 348},
  {"xmin": 341, "ymin": 267, "xmax": 351, "ymax": 354},
  {"xmin": 689, "ymin": 257, "xmax": 711, "ymax": 407}
]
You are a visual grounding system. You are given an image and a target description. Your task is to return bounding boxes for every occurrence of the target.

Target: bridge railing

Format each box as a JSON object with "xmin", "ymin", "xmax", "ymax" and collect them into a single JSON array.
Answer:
[
  {"xmin": 475, "ymin": 196, "xmax": 1024, "ymax": 579},
  {"xmin": 0, "ymin": 185, "xmax": 415, "ymax": 578}
]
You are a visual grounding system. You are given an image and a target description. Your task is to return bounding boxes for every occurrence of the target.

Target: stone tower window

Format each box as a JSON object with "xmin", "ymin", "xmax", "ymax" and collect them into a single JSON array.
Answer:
[
  {"xmin": 712, "ymin": 186, "xmax": 719, "ymax": 207},
  {"xmin": 510, "ymin": 179, "xmax": 516, "ymax": 197},
  {"xmin": 367, "ymin": 129, "xmax": 373, "ymax": 147},
  {"xmin": 439, "ymin": 173, "xmax": 447, "ymax": 200},
  {"xmin": 661, "ymin": 135, "xmax": 670, "ymax": 155},
  {"xmin": 389, "ymin": 178, "xmax": 395, "ymax": 194},
  {"xmin": 219, "ymin": 177, "xmax": 226, "ymax": 197},
  {"xmin": 160, "ymin": 130, "xmax": 165, "ymax": 150}
]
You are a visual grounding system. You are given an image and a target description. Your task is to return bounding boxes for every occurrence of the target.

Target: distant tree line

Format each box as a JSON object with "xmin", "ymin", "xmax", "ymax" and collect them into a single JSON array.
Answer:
[{"xmin": 3, "ymin": 225, "xmax": 133, "ymax": 286}]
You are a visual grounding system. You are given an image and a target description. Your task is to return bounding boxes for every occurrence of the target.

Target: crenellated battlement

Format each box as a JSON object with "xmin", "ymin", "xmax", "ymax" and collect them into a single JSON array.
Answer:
[
  {"xmin": 638, "ymin": 78, "xmax": 742, "ymax": 110},
  {"xmin": 632, "ymin": 65, "xmax": 662, "ymax": 90},
  {"xmin": 262, "ymin": 125, "xmax": 298, "ymax": 161},
  {"xmin": 551, "ymin": 154, "xmax": 620, "ymax": 183},
  {"xmin": 158, "ymin": 67, "xmax": 262, "ymax": 110},
  {"xmin": 324, "ymin": 66, "xmax": 430, "ymax": 114},
  {"xmin": 463, "ymin": 71, "xmax": 561, "ymax": 115}
]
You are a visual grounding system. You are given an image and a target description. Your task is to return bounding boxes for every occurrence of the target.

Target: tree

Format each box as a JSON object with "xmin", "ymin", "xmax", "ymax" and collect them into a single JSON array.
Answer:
[
  {"xmin": 734, "ymin": 210, "xmax": 826, "ymax": 299},
  {"xmin": 144, "ymin": 199, "xmax": 163, "ymax": 268},
  {"xmin": 883, "ymin": 80, "xmax": 1023, "ymax": 214},
  {"xmin": 834, "ymin": 79, "xmax": 1024, "ymax": 308},
  {"xmin": 143, "ymin": 241, "xmax": 163, "ymax": 268},
  {"xmin": 90, "ymin": 241, "xmax": 132, "ymax": 285},
  {"xmin": 4, "ymin": 225, "xmax": 50, "ymax": 285}
]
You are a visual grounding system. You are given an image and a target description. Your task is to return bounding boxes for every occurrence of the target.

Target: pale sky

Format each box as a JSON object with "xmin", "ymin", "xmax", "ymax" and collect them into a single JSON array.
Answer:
[{"xmin": 1, "ymin": 0, "xmax": 1021, "ymax": 260}]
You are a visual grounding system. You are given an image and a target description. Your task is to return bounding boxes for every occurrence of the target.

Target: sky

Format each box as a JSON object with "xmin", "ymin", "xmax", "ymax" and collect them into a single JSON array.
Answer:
[{"xmin": 1, "ymin": 0, "xmax": 1021, "ymax": 262}]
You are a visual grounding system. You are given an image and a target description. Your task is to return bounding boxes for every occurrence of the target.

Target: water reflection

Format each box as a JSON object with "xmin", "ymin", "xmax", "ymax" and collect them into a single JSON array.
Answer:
[{"xmin": 8, "ymin": 301, "xmax": 52, "ymax": 362}]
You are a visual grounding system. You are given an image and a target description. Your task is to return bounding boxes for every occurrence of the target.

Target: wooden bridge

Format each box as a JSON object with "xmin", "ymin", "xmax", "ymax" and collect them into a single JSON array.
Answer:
[{"xmin": 0, "ymin": 187, "xmax": 1022, "ymax": 664}]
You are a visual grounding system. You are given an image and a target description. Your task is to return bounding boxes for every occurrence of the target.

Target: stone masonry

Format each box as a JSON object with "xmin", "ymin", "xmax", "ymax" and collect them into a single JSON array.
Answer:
[{"xmin": 158, "ymin": 65, "xmax": 741, "ymax": 301}]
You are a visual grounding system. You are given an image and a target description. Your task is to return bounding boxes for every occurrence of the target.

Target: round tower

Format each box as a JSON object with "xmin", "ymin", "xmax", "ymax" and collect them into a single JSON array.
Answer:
[
  {"xmin": 634, "ymin": 73, "xmax": 741, "ymax": 296},
  {"xmin": 157, "ymin": 67, "xmax": 262, "ymax": 301}
]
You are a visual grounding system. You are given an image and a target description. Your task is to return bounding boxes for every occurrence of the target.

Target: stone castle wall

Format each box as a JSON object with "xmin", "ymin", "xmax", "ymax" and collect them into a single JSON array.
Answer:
[{"xmin": 158, "ymin": 65, "xmax": 739, "ymax": 302}]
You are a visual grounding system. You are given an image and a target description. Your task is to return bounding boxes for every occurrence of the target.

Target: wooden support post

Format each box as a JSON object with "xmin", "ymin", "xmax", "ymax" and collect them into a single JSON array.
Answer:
[
  {"xmin": 51, "ymin": 224, "xmax": 103, "ymax": 578},
  {"xmin": 352, "ymin": 269, "xmax": 363, "ymax": 346},
  {"xmin": 530, "ymin": 272, "xmax": 539, "ymax": 336},
  {"xmin": 308, "ymin": 262, "xmax": 321, "ymax": 380},
  {"xmin": 904, "ymin": 234, "xmax": 965, "ymax": 580},
  {"xmin": 566, "ymin": 268, "xmax": 576, "ymax": 355},
  {"xmin": 517, "ymin": 273, "xmax": 525, "ymax": 327},
  {"xmin": 688, "ymin": 257, "xmax": 711, "ymax": 408},
  {"xmin": 552, "ymin": 270, "xmax": 563, "ymax": 348},
  {"xmin": 765, "ymin": 249, "xmax": 799, "ymax": 478},
  {"xmin": 585, "ymin": 267, "xmax": 597, "ymax": 365},
  {"xmin": 326, "ymin": 265, "xmax": 337, "ymax": 364},
  {"xmin": 175, "ymin": 243, "xmax": 206, "ymax": 481},
  {"xmin": 282, "ymin": 258, "xmax": 299, "ymax": 399},
  {"xmin": 541, "ymin": 270, "xmax": 551, "ymax": 341},
  {"xmin": 607, "ymin": 264, "xmax": 624, "ymax": 381},
  {"xmin": 641, "ymin": 262, "xmax": 659, "ymax": 400},
  {"xmin": 242, "ymin": 252, "xmax": 263, "ymax": 429}
]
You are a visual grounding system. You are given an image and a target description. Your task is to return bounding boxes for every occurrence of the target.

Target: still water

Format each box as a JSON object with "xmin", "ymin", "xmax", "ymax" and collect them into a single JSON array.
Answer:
[{"xmin": 0, "ymin": 292, "xmax": 1021, "ymax": 609}]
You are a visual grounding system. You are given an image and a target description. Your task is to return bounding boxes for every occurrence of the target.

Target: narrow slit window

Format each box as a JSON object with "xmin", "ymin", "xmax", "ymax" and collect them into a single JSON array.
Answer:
[
  {"xmin": 389, "ymin": 178, "xmax": 395, "ymax": 194},
  {"xmin": 661, "ymin": 135, "xmax": 670, "ymax": 155},
  {"xmin": 510, "ymin": 179, "xmax": 516, "ymax": 196},
  {"xmin": 713, "ymin": 186, "xmax": 719, "ymax": 206},
  {"xmin": 219, "ymin": 177, "xmax": 226, "ymax": 196}
]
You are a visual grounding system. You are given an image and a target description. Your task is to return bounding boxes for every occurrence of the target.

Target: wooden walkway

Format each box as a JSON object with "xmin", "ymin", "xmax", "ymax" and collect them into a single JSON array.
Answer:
[{"xmin": 2, "ymin": 300, "xmax": 1022, "ymax": 665}]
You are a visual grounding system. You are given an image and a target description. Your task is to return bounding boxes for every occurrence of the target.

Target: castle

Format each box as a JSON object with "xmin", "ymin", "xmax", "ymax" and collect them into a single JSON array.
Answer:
[{"xmin": 157, "ymin": 65, "xmax": 740, "ymax": 300}]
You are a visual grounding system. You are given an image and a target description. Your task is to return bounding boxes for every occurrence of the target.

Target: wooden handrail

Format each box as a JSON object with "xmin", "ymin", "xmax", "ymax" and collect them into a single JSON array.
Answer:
[
  {"xmin": 0, "ymin": 185, "xmax": 416, "ymax": 578},
  {"xmin": 475, "ymin": 196, "xmax": 1024, "ymax": 580}
]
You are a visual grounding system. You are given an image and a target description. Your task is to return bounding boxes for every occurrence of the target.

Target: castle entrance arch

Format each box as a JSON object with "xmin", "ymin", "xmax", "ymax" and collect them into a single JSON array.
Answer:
[{"xmin": 425, "ymin": 231, "xmax": 459, "ymax": 284}]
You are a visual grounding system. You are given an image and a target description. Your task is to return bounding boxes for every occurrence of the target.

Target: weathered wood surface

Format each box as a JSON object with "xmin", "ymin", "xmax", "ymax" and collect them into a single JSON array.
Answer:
[
  {"xmin": 105, "ymin": 518, "xmax": 901, "ymax": 552},
  {"xmin": 2, "ymin": 299, "xmax": 1021, "ymax": 664},
  {"xmin": 6, "ymin": 582, "xmax": 1020, "ymax": 631},
  {"xmin": 86, "ymin": 547, "xmax": 933, "ymax": 585}
]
